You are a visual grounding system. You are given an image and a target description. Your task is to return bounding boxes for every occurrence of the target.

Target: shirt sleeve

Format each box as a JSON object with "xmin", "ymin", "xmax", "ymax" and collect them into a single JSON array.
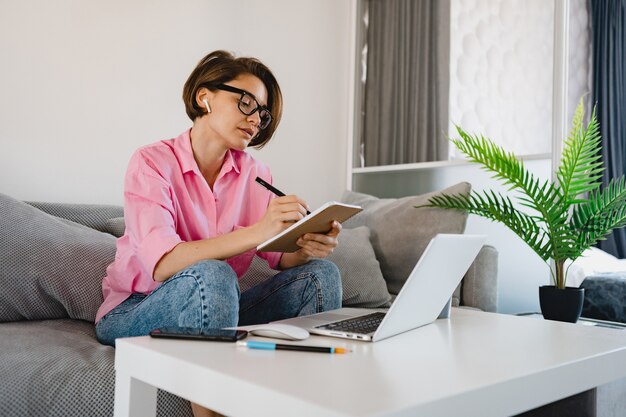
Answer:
[{"xmin": 123, "ymin": 151, "xmax": 183, "ymax": 280}]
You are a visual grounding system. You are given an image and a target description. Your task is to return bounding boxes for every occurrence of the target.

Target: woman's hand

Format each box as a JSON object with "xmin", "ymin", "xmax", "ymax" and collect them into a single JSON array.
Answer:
[
  {"xmin": 278, "ymin": 221, "xmax": 342, "ymax": 269},
  {"xmin": 295, "ymin": 220, "xmax": 341, "ymax": 259},
  {"xmin": 254, "ymin": 195, "xmax": 310, "ymax": 243}
]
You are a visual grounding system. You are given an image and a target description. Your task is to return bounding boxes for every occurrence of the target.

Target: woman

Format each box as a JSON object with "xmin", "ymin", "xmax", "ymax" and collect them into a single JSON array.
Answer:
[{"xmin": 95, "ymin": 50, "xmax": 342, "ymax": 415}]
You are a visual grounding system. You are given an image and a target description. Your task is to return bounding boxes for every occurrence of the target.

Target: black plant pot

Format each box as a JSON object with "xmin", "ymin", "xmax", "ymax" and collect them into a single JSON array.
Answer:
[{"xmin": 539, "ymin": 286, "xmax": 585, "ymax": 323}]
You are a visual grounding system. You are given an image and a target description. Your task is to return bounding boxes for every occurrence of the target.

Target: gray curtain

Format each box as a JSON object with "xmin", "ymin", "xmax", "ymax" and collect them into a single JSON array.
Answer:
[
  {"xmin": 591, "ymin": 0, "xmax": 626, "ymax": 257},
  {"xmin": 362, "ymin": 0, "xmax": 450, "ymax": 166}
]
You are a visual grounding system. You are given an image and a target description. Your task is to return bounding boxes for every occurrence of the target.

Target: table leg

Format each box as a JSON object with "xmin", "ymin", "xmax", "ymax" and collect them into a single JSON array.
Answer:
[{"xmin": 114, "ymin": 369, "xmax": 158, "ymax": 417}]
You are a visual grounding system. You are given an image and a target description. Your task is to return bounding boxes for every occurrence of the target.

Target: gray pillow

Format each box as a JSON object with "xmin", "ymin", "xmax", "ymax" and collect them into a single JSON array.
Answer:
[
  {"xmin": 0, "ymin": 193, "xmax": 115, "ymax": 322},
  {"xmin": 240, "ymin": 226, "xmax": 391, "ymax": 308},
  {"xmin": 341, "ymin": 182, "xmax": 471, "ymax": 295},
  {"xmin": 105, "ymin": 217, "xmax": 126, "ymax": 238},
  {"xmin": 326, "ymin": 226, "xmax": 391, "ymax": 307}
]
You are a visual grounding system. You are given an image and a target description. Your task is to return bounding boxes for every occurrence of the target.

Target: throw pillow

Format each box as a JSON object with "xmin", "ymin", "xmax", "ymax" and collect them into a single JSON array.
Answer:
[
  {"xmin": 341, "ymin": 182, "xmax": 471, "ymax": 295},
  {"xmin": 327, "ymin": 226, "xmax": 391, "ymax": 307},
  {"xmin": 105, "ymin": 217, "xmax": 126, "ymax": 238},
  {"xmin": 240, "ymin": 226, "xmax": 391, "ymax": 308},
  {"xmin": 0, "ymin": 193, "xmax": 116, "ymax": 322}
]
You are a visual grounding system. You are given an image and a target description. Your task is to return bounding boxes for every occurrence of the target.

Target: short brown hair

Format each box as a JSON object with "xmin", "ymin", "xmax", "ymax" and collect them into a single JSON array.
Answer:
[{"xmin": 182, "ymin": 50, "xmax": 283, "ymax": 149}]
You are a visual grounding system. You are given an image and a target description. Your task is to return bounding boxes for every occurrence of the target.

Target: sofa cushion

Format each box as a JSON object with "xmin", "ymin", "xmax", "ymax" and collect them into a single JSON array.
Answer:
[
  {"xmin": 0, "ymin": 193, "xmax": 115, "ymax": 322},
  {"xmin": 0, "ymin": 319, "xmax": 192, "ymax": 417},
  {"xmin": 241, "ymin": 226, "xmax": 391, "ymax": 308},
  {"xmin": 341, "ymin": 183, "xmax": 471, "ymax": 295}
]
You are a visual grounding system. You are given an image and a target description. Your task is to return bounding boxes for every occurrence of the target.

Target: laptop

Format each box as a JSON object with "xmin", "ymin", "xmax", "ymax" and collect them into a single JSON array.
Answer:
[{"xmin": 275, "ymin": 234, "xmax": 487, "ymax": 342}]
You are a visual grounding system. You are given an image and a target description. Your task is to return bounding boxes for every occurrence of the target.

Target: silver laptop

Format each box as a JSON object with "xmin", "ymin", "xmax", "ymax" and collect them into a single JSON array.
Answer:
[{"xmin": 275, "ymin": 234, "xmax": 486, "ymax": 342}]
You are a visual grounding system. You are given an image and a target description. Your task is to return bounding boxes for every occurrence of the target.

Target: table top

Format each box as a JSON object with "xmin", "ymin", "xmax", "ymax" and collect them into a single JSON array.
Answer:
[
  {"xmin": 516, "ymin": 312, "xmax": 626, "ymax": 330},
  {"xmin": 115, "ymin": 308, "xmax": 626, "ymax": 417}
]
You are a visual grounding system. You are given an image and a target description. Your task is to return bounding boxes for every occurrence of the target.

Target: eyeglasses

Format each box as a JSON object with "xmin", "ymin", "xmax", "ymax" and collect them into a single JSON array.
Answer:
[{"xmin": 210, "ymin": 84, "xmax": 272, "ymax": 130}]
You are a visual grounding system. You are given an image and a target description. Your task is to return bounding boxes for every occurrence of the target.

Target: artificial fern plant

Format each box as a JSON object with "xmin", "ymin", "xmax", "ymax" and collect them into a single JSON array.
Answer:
[{"xmin": 423, "ymin": 99, "xmax": 626, "ymax": 289}]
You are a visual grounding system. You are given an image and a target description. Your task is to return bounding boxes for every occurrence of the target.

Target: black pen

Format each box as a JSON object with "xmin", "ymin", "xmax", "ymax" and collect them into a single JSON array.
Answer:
[{"xmin": 255, "ymin": 176, "xmax": 311, "ymax": 215}]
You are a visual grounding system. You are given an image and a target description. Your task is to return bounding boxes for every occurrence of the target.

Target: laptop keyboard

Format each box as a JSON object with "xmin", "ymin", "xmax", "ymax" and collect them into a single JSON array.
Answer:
[{"xmin": 315, "ymin": 312, "xmax": 386, "ymax": 334}]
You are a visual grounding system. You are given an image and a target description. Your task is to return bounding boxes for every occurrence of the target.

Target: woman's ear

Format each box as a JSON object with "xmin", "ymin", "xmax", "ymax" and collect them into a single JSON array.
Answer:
[{"xmin": 196, "ymin": 88, "xmax": 212, "ymax": 114}]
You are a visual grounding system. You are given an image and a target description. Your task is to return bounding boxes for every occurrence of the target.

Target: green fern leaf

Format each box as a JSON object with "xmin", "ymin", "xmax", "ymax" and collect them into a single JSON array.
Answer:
[
  {"xmin": 424, "ymin": 191, "xmax": 551, "ymax": 261},
  {"xmin": 572, "ymin": 176, "xmax": 626, "ymax": 254},
  {"xmin": 452, "ymin": 127, "xmax": 564, "ymax": 219},
  {"xmin": 557, "ymin": 101, "xmax": 604, "ymax": 202}
]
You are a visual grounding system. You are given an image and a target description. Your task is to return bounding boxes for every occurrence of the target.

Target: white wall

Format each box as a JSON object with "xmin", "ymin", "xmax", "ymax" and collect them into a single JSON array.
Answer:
[{"xmin": 0, "ymin": 0, "xmax": 352, "ymax": 208}]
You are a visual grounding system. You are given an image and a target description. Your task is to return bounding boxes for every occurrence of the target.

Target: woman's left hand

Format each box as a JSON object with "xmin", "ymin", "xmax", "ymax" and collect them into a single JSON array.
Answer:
[{"xmin": 295, "ymin": 220, "xmax": 341, "ymax": 259}]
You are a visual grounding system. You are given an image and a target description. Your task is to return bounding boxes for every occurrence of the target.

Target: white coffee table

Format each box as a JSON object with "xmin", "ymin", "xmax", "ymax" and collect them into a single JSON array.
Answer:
[{"xmin": 114, "ymin": 308, "xmax": 626, "ymax": 417}]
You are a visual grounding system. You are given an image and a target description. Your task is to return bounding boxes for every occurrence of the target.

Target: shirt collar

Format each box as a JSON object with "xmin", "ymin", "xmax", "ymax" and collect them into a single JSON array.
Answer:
[
  {"xmin": 175, "ymin": 129, "xmax": 241, "ymax": 176},
  {"xmin": 221, "ymin": 148, "xmax": 241, "ymax": 175},
  {"xmin": 175, "ymin": 129, "xmax": 198, "ymax": 174}
]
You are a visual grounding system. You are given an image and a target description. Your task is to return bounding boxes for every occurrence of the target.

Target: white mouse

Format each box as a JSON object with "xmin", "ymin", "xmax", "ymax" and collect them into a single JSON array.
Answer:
[{"xmin": 246, "ymin": 323, "xmax": 310, "ymax": 341}]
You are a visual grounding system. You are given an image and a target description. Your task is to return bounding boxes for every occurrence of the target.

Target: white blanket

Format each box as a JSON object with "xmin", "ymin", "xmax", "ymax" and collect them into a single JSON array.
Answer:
[{"xmin": 565, "ymin": 247, "xmax": 626, "ymax": 287}]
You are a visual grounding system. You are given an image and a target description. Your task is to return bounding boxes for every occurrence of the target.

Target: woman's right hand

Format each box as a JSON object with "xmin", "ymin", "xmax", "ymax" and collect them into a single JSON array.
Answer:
[{"xmin": 254, "ymin": 195, "xmax": 310, "ymax": 243}]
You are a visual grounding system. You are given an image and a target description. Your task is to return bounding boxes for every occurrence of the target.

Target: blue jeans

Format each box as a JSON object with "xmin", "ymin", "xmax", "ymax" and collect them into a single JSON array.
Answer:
[{"xmin": 95, "ymin": 259, "xmax": 341, "ymax": 346}]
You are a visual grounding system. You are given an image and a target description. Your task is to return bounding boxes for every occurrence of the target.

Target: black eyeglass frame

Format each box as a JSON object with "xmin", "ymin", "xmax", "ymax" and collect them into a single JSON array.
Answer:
[{"xmin": 207, "ymin": 83, "xmax": 272, "ymax": 130}]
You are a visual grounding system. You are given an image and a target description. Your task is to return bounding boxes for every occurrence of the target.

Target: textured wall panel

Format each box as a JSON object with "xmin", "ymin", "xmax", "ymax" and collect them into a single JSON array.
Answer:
[
  {"xmin": 567, "ymin": 0, "xmax": 592, "ymax": 122},
  {"xmin": 449, "ymin": 0, "xmax": 590, "ymax": 158}
]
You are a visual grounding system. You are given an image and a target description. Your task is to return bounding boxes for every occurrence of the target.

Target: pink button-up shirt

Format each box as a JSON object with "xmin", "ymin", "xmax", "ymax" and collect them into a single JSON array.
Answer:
[{"xmin": 95, "ymin": 129, "xmax": 282, "ymax": 322}]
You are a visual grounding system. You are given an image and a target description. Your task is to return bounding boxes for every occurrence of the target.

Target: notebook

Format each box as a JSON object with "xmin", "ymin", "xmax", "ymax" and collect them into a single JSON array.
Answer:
[
  {"xmin": 275, "ymin": 234, "xmax": 486, "ymax": 342},
  {"xmin": 257, "ymin": 201, "xmax": 362, "ymax": 253}
]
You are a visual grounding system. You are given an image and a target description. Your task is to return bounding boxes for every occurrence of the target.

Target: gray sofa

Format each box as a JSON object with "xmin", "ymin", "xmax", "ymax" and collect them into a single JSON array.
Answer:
[{"xmin": 0, "ymin": 182, "xmax": 498, "ymax": 417}]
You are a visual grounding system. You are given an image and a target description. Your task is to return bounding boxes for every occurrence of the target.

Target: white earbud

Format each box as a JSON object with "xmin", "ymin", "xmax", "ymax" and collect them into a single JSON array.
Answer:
[{"xmin": 203, "ymin": 98, "xmax": 211, "ymax": 114}]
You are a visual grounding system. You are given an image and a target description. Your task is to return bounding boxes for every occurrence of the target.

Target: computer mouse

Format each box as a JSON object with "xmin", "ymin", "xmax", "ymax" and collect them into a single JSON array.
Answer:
[{"xmin": 246, "ymin": 323, "xmax": 310, "ymax": 341}]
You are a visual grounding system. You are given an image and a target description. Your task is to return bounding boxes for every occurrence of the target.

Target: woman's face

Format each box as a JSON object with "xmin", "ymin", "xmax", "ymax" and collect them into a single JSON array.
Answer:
[{"xmin": 203, "ymin": 73, "xmax": 269, "ymax": 151}]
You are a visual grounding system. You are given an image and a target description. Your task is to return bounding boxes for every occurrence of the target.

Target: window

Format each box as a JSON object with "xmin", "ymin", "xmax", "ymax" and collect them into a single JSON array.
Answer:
[{"xmin": 353, "ymin": 0, "xmax": 590, "ymax": 169}]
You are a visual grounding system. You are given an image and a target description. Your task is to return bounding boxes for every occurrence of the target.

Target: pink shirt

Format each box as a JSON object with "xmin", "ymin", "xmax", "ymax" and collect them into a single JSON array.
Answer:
[{"xmin": 95, "ymin": 129, "xmax": 282, "ymax": 322}]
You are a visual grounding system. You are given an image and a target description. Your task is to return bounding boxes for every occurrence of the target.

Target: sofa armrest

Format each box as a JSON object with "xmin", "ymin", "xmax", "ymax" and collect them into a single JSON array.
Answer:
[
  {"xmin": 26, "ymin": 201, "xmax": 124, "ymax": 234},
  {"xmin": 460, "ymin": 245, "xmax": 498, "ymax": 312}
]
